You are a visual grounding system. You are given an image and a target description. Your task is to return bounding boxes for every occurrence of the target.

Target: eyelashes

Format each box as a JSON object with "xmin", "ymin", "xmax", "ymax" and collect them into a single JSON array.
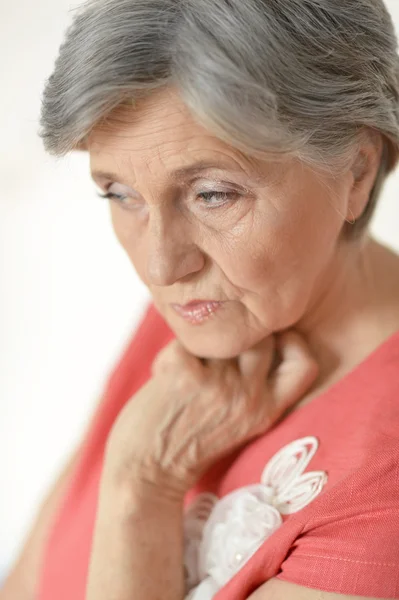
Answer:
[
  {"xmin": 96, "ymin": 190, "xmax": 240, "ymax": 210},
  {"xmin": 96, "ymin": 190, "xmax": 135, "ymax": 209},
  {"xmin": 96, "ymin": 191, "xmax": 125, "ymax": 201}
]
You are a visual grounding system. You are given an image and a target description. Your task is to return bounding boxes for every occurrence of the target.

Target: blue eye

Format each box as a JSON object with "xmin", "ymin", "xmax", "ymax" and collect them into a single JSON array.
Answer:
[{"xmin": 197, "ymin": 191, "xmax": 238, "ymax": 208}]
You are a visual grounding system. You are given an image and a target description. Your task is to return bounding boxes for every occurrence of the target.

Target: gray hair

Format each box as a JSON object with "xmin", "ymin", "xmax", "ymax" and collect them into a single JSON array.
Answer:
[{"xmin": 39, "ymin": 0, "xmax": 399, "ymax": 239}]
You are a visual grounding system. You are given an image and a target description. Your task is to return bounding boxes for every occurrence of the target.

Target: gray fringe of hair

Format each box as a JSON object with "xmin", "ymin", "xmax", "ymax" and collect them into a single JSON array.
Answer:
[{"xmin": 39, "ymin": 0, "xmax": 399, "ymax": 239}]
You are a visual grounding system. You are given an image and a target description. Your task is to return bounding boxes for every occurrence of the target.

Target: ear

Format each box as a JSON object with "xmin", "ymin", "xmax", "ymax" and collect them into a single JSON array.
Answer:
[{"xmin": 346, "ymin": 131, "xmax": 383, "ymax": 223}]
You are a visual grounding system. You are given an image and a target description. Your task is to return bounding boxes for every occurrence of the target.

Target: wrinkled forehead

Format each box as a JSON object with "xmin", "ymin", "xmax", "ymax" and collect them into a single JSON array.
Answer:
[
  {"xmin": 88, "ymin": 87, "xmax": 210, "ymax": 154},
  {"xmin": 87, "ymin": 87, "xmax": 268, "ymax": 185}
]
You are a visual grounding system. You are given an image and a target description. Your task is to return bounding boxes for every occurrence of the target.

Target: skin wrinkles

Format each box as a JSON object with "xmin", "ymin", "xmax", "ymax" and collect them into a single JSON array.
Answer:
[
  {"xmin": 88, "ymin": 86, "xmax": 399, "ymax": 405},
  {"xmin": 120, "ymin": 100, "xmax": 260, "ymax": 182},
  {"xmin": 96, "ymin": 105, "xmax": 263, "ymax": 187}
]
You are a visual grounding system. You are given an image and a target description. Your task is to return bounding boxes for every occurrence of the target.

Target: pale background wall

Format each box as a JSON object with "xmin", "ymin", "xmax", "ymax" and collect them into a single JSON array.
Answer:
[{"xmin": 0, "ymin": 0, "xmax": 398, "ymax": 580}]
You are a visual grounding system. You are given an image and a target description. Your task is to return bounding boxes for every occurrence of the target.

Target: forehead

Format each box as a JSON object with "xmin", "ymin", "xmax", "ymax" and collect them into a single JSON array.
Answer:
[
  {"xmin": 87, "ymin": 87, "xmax": 260, "ymax": 179},
  {"xmin": 89, "ymin": 88, "xmax": 195, "ymax": 147}
]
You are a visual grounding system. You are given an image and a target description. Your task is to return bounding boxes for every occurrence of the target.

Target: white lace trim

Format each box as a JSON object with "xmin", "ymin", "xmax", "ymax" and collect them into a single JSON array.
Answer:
[{"xmin": 183, "ymin": 436, "xmax": 328, "ymax": 600}]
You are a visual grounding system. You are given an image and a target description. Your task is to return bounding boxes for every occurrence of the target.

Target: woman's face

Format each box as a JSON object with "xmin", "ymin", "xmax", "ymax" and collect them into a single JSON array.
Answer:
[{"xmin": 88, "ymin": 87, "xmax": 360, "ymax": 359}]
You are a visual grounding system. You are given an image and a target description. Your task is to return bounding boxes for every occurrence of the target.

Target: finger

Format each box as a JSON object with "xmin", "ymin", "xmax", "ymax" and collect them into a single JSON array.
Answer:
[
  {"xmin": 267, "ymin": 330, "xmax": 319, "ymax": 414},
  {"xmin": 238, "ymin": 334, "xmax": 276, "ymax": 384}
]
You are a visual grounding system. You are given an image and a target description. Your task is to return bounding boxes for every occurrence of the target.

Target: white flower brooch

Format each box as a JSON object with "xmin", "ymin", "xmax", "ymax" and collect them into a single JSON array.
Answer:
[{"xmin": 183, "ymin": 436, "xmax": 328, "ymax": 600}]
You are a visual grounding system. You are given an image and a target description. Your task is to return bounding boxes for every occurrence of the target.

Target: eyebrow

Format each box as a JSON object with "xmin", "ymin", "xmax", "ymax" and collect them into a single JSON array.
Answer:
[{"xmin": 90, "ymin": 160, "xmax": 251, "ymax": 184}]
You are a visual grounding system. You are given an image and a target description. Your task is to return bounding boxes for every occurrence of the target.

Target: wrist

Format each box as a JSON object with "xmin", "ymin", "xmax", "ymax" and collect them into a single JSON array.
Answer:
[
  {"xmin": 103, "ymin": 433, "xmax": 189, "ymax": 504},
  {"xmin": 101, "ymin": 456, "xmax": 186, "ymax": 511}
]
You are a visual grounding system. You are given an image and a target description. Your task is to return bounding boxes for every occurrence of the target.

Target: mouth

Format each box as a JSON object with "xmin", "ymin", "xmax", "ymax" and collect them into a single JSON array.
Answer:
[{"xmin": 170, "ymin": 301, "xmax": 224, "ymax": 325}]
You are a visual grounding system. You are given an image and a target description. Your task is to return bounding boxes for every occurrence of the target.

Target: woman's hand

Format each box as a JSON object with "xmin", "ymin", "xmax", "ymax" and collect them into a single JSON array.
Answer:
[{"xmin": 104, "ymin": 330, "xmax": 319, "ymax": 501}]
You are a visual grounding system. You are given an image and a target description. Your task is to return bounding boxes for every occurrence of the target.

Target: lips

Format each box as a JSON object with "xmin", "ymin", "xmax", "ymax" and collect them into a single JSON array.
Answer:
[
  {"xmin": 181, "ymin": 300, "xmax": 220, "ymax": 309},
  {"xmin": 171, "ymin": 301, "xmax": 223, "ymax": 324}
]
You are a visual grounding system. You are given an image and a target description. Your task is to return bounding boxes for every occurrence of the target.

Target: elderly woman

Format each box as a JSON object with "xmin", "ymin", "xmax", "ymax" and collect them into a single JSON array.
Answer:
[{"xmin": 3, "ymin": 0, "xmax": 399, "ymax": 599}]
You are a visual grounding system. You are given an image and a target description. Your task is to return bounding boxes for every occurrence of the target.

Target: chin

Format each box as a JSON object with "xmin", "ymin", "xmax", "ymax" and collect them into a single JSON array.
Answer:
[
  {"xmin": 162, "ymin": 303, "xmax": 272, "ymax": 360},
  {"xmin": 173, "ymin": 325, "xmax": 252, "ymax": 361}
]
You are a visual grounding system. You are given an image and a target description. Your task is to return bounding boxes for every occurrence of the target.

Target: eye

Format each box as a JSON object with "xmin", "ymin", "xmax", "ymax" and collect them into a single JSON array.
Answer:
[
  {"xmin": 197, "ymin": 190, "xmax": 240, "ymax": 208},
  {"xmin": 96, "ymin": 190, "xmax": 136, "ymax": 209}
]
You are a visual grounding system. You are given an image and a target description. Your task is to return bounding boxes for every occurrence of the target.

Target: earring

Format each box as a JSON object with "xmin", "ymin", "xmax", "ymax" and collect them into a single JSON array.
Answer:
[{"xmin": 346, "ymin": 206, "xmax": 357, "ymax": 225}]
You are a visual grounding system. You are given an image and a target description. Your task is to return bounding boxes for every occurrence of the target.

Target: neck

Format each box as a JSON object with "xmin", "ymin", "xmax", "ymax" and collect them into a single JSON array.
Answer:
[{"xmin": 296, "ymin": 234, "xmax": 399, "ymax": 389}]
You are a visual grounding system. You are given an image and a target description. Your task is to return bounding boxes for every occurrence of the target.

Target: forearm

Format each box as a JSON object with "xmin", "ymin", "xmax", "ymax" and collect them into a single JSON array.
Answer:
[{"xmin": 86, "ymin": 467, "xmax": 186, "ymax": 600}]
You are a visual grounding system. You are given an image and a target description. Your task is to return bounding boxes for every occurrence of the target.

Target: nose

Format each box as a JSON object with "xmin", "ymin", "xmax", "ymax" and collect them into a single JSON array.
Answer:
[{"xmin": 145, "ymin": 208, "xmax": 205, "ymax": 287}]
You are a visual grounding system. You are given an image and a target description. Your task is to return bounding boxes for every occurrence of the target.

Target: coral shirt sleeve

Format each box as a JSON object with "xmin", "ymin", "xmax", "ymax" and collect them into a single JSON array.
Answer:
[{"xmin": 276, "ymin": 442, "xmax": 399, "ymax": 598}]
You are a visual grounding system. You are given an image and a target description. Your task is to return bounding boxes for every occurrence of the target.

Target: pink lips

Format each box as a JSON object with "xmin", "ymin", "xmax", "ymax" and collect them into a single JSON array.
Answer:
[{"xmin": 171, "ymin": 301, "xmax": 223, "ymax": 324}]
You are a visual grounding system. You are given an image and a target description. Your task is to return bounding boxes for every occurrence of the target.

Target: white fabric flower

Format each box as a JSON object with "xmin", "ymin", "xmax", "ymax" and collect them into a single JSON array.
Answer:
[
  {"xmin": 260, "ymin": 436, "xmax": 327, "ymax": 514},
  {"xmin": 183, "ymin": 436, "xmax": 328, "ymax": 600},
  {"xmin": 184, "ymin": 493, "xmax": 219, "ymax": 588},
  {"xmin": 199, "ymin": 485, "xmax": 282, "ymax": 587},
  {"xmin": 185, "ymin": 576, "xmax": 220, "ymax": 600}
]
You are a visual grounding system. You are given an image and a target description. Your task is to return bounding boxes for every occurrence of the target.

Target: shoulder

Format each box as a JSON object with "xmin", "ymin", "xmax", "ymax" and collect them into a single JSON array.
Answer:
[{"xmin": 273, "ymin": 438, "xmax": 399, "ymax": 598}]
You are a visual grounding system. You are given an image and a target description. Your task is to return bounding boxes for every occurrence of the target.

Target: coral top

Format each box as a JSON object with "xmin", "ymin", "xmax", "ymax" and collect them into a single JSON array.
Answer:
[{"xmin": 37, "ymin": 302, "xmax": 399, "ymax": 600}]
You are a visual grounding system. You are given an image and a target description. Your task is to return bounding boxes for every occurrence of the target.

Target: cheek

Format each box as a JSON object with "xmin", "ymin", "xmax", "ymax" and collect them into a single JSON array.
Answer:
[
  {"xmin": 212, "ymin": 207, "xmax": 305, "ymax": 288},
  {"xmin": 214, "ymin": 199, "xmax": 342, "ymax": 314}
]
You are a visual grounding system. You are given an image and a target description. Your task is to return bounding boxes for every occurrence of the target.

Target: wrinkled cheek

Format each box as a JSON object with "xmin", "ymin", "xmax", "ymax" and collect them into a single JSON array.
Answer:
[
  {"xmin": 222, "ymin": 235, "xmax": 292, "ymax": 291},
  {"xmin": 226, "ymin": 236, "xmax": 313, "ymax": 325}
]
